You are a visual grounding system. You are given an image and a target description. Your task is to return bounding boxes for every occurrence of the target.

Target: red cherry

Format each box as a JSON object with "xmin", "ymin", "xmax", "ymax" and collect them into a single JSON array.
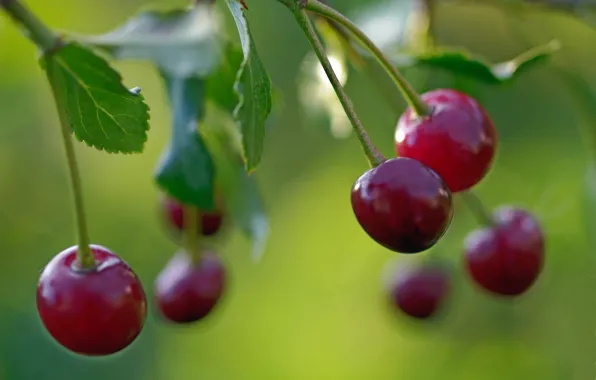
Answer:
[
  {"xmin": 351, "ymin": 157, "xmax": 453, "ymax": 253},
  {"xmin": 154, "ymin": 251, "xmax": 225, "ymax": 324},
  {"xmin": 395, "ymin": 89, "xmax": 497, "ymax": 192},
  {"xmin": 36, "ymin": 245, "xmax": 147, "ymax": 356},
  {"xmin": 389, "ymin": 263, "xmax": 451, "ymax": 319},
  {"xmin": 464, "ymin": 207, "xmax": 545, "ymax": 296},
  {"xmin": 161, "ymin": 196, "xmax": 223, "ymax": 236}
]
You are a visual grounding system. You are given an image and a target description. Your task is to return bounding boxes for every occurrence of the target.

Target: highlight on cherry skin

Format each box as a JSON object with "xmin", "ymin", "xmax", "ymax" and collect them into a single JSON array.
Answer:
[
  {"xmin": 36, "ymin": 245, "xmax": 148, "ymax": 356},
  {"xmin": 464, "ymin": 206, "xmax": 545, "ymax": 296},
  {"xmin": 154, "ymin": 250, "xmax": 226, "ymax": 324},
  {"xmin": 351, "ymin": 157, "xmax": 454, "ymax": 253},
  {"xmin": 161, "ymin": 195, "xmax": 224, "ymax": 237},
  {"xmin": 387, "ymin": 261, "xmax": 451, "ymax": 320},
  {"xmin": 395, "ymin": 89, "xmax": 498, "ymax": 193}
]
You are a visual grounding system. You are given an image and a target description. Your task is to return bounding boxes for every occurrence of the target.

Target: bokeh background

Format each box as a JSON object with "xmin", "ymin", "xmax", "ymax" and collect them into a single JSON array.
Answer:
[{"xmin": 2, "ymin": 0, "xmax": 596, "ymax": 379}]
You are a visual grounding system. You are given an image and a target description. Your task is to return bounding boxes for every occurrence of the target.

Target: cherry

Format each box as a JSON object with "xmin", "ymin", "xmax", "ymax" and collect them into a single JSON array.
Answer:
[
  {"xmin": 395, "ymin": 89, "xmax": 498, "ymax": 193},
  {"xmin": 388, "ymin": 262, "xmax": 451, "ymax": 319},
  {"xmin": 161, "ymin": 196, "xmax": 223, "ymax": 236},
  {"xmin": 464, "ymin": 207, "xmax": 544, "ymax": 296},
  {"xmin": 351, "ymin": 157, "xmax": 453, "ymax": 253},
  {"xmin": 36, "ymin": 245, "xmax": 147, "ymax": 356},
  {"xmin": 154, "ymin": 251, "xmax": 226, "ymax": 324}
]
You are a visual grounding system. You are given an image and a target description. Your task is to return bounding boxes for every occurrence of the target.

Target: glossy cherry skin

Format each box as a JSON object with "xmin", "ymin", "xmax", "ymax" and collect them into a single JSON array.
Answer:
[
  {"xmin": 351, "ymin": 157, "xmax": 453, "ymax": 253},
  {"xmin": 395, "ymin": 89, "xmax": 498, "ymax": 193},
  {"xmin": 36, "ymin": 245, "xmax": 147, "ymax": 356},
  {"xmin": 154, "ymin": 251, "xmax": 225, "ymax": 324},
  {"xmin": 464, "ymin": 207, "xmax": 545, "ymax": 296},
  {"xmin": 161, "ymin": 196, "xmax": 223, "ymax": 236},
  {"xmin": 389, "ymin": 263, "xmax": 450, "ymax": 319}
]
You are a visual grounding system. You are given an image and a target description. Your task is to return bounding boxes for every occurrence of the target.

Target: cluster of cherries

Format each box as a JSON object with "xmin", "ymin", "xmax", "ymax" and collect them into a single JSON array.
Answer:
[
  {"xmin": 351, "ymin": 89, "xmax": 545, "ymax": 319},
  {"xmin": 33, "ymin": 88, "xmax": 544, "ymax": 357},
  {"xmin": 36, "ymin": 197, "xmax": 227, "ymax": 356}
]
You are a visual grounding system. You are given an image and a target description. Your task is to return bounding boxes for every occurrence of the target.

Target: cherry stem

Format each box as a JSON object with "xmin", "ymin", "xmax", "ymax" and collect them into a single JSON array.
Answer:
[
  {"xmin": 305, "ymin": 0, "xmax": 431, "ymax": 117},
  {"xmin": 4, "ymin": 0, "xmax": 93, "ymax": 268},
  {"xmin": 49, "ymin": 88, "xmax": 95, "ymax": 269},
  {"xmin": 460, "ymin": 191, "xmax": 494, "ymax": 227},
  {"xmin": 318, "ymin": 17, "xmax": 409, "ymax": 114},
  {"xmin": 1, "ymin": 0, "xmax": 60, "ymax": 53},
  {"xmin": 183, "ymin": 205, "xmax": 201, "ymax": 263},
  {"xmin": 292, "ymin": 8, "xmax": 385, "ymax": 167}
]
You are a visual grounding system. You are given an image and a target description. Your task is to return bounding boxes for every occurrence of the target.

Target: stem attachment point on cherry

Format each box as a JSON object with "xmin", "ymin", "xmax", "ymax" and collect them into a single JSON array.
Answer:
[
  {"xmin": 460, "ymin": 191, "xmax": 494, "ymax": 227},
  {"xmin": 305, "ymin": 0, "xmax": 431, "ymax": 118},
  {"xmin": 292, "ymin": 7, "xmax": 385, "ymax": 167},
  {"xmin": 183, "ymin": 205, "xmax": 201, "ymax": 263}
]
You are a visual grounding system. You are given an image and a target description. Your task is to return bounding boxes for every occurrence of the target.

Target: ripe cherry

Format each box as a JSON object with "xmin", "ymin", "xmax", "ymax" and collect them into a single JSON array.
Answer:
[
  {"xmin": 464, "ymin": 207, "xmax": 544, "ymax": 296},
  {"xmin": 161, "ymin": 196, "xmax": 223, "ymax": 236},
  {"xmin": 388, "ymin": 262, "xmax": 451, "ymax": 319},
  {"xmin": 36, "ymin": 245, "xmax": 147, "ymax": 356},
  {"xmin": 351, "ymin": 157, "xmax": 453, "ymax": 253},
  {"xmin": 154, "ymin": 251, "xmax": 226, "ymax": 324},
  {"xmin": 395, "ymin": 89, "xmax": 498, "ymax": 193}
]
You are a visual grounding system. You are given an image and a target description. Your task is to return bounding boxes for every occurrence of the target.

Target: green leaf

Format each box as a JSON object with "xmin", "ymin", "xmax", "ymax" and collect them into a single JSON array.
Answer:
[
  {"xmin": 226, "ymin": 0, "xmax": 273, "ymax": 172},
  {"xmin": 555, "ymin": 68, "xmax": 596, "ymax": 246},
  {"xmin": 202, "ymin": 105, "xmax": 269, "ymax": 261},
  {"xmin": 42, "ymin": 43, "xmax": 150, "ymax": 153},
  {"xmin": 205, "ymin": 42, "xmax": 244, "ymax": 114},
  {"xmin": 81, "ymin": 5, "xmax": 224, "ymax": 78},
  {"xmin": 392, "ymin": 40, "xmax": 561, "ymax": 84},
  {"xmin": 155, "ymin": 75, "xmax": 215, "ymax": 210}
]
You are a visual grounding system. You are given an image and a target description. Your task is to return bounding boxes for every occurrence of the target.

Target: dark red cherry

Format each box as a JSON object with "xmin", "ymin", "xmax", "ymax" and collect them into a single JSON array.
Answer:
[
  {"xmin": 36, "ymin": 245, "xmax": 147, "ymax": 356},
  {"xmin": 464, "ymin": 207, "xmax": 544, "ymax": 296},
  {"xmin": 395, "ymin": 89, "xmax": 497, "ymax": 193},
  {"xmin": 154, "ymin": 251, "xmax": 225, "ymax": 324},
  {"xmin": 351, "ymin": 157, "xmax": 453, "ymax": 253},
  {"xmin": 389, "ymin": 262, "xmax": 451, "ymax": 319},
  {"xmin": 161, "ymin": 196, "xmax": 223, "ymax": 236}
]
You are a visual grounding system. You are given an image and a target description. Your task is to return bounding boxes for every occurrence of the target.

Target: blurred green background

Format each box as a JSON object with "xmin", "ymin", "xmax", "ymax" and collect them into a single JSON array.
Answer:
[{"xmin": 2, "ymin": 0, "xmax": 596, "ymax": 379}]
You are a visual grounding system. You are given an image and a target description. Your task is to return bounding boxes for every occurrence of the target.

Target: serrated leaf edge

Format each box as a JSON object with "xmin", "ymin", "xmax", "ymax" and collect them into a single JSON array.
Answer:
[{"xmin": 44, "ymin": 43, "xmax": 151, "ymax": 154}]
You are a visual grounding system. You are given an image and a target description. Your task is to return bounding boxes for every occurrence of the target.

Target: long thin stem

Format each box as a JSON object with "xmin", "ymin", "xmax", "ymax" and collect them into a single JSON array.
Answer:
[
  {"xmin": 1, "ymin": 0, "xmax": 59, "ymax": 52},
  {"xmin": 306, "ymin": 0, "xmax": 431, "ymax": 117},
  {"xmin": 460, "ymin": 191, "xmax": 494, "ymax": 227},
  {"xmin": 319, "ymin": 17, "xmax": 407, "ymax": 114},
  {"xmin": 184, "ymin": 205, "xmax": 201, "ymax": 264},
  {"xmin": 293, "ymin": 8, "xmax": 385, "ymax": 167},
  {"xmin": 50, "ymin": 91, "xmax": 95, "ymax": 269}
]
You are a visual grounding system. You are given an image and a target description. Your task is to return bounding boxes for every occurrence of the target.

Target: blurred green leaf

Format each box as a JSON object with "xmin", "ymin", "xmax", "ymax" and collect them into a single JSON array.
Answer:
[
  {"xmin": 155, "ymin": 75, "xmax": 215, "ymax": 210},
  {"xmin": 392, "ymin": 40, "xmax": 561, "ymax": 84},
  {"xmin": 226, "ymin": 0, "xmax": 273, "ymax": 173},
  {"xmin": 81, "ymin": 5, "xmax": 224, "ymax": 78},
  {"xmin": 205, "ymin": 42, "xmax": 244, "ymax": 114},
  {"xmin": 203, "ymin": 105, "xmax": 269, "ymax": 261},
  {"xmin": 42, "ymin": 43, "xmax": 150, "ymax": 153},
  {"xmin": 555, "ymin": 68, "xmax": 596, "ymax": 245}
]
